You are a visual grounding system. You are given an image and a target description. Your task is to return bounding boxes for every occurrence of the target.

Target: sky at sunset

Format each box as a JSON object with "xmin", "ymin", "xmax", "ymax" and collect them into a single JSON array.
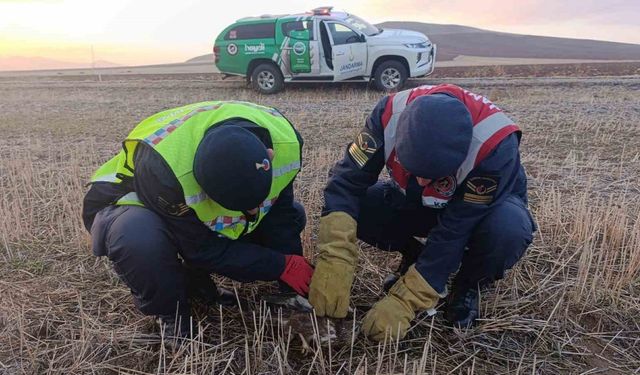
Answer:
[{"xmin": 1, "ymin": 0, "xmax": 639, "ymax": 68}]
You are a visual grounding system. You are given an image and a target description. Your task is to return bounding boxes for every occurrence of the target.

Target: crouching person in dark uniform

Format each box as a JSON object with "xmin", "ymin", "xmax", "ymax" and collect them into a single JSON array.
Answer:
[
  {"xmin": 82, "ymin": 101, "xmax": 312, "ymax": 338},
  {"xmin": 308, "ymin": 84, "xmax": 535, "ymax": 341}
]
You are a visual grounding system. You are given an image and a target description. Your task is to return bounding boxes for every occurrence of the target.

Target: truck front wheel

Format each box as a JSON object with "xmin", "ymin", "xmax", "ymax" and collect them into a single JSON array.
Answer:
[
  {"xmin": 373, "ymin": 60, "xmax": 407, "ymax": 92},
  {"xmin": 251, "ymin": 64, "xmax": 284, "ymax": 94}
]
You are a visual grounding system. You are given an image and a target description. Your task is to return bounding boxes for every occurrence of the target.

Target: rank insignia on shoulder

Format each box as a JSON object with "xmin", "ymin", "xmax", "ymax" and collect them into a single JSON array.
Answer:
[
  {"xmin": 464, "ymin": 176, "xmax": 499, "ymax": 205},
  {"xmin": 348, "ymin": 129, "xmax": 380, "ymax": 168},
  {"xmin": 158, "ymin": 196, "xmax": 191, "ymax": 216}
]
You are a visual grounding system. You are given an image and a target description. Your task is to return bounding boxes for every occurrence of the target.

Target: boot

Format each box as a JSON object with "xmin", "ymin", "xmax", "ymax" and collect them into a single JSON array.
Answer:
[
  {"xmin": 444, "ymin": 282, "xmax": 481, "ymax": 328},
  {"xmin": 187, "ymin": 270, "xmax": 241, "ymax": 307},
  {"xmin": 216, "ymin": 287, "xmax": 242, "ymax": 307},
  {"xmin": 382, "ymin": 238, "xmax": 423, "ymax": 293},
  {"xmin": 156, "ymin": 312, "xmax": 192, "ymax": 338}
]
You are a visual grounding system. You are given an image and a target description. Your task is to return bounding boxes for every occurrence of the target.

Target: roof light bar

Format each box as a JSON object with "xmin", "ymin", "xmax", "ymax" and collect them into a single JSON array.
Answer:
[{"xmin": 311, "ymin": 6, "xmax": 333, "ymax": 15}]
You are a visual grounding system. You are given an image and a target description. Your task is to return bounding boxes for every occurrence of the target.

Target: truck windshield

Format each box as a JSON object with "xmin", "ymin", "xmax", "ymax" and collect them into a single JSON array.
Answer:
[{"xmin": 343, "ymin": 14, "xmax": 380, "ymax": 36}]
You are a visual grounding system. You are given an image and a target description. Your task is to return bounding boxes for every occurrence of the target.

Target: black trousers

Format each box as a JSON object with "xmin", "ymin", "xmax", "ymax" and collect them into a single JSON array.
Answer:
[
  {"xmin": 91, "ymin": 203, "xmax": 306, "ymax": 317},
  {"xmin": 356, "ymin": 181, "xmax": 535, "ymax": 289}
]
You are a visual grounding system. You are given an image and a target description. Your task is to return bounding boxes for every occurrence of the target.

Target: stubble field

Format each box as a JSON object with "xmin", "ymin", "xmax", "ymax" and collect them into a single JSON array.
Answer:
[{"xmin": 0, "ymin": 74, "xmax": 639, "ymax": 374}]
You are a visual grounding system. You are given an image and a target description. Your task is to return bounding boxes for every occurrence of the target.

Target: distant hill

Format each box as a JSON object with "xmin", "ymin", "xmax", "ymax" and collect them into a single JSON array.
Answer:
[
  {"xmin": 0, "ymin": 56, "xmax": 120, "ymax": 71},
  {"xmin": 188, "ymin": 23, "xmax": 640, "ymax": 64},
  {"xmin": 378, "ymin": 22, "xmax": 640, "ymax": 61},
  {"xmin": 384, "ymin": 23, "xmax": 487, "ymax": 36},
  {"xmin": 186, "ymin": 55, "xmax": 214, "ymax": 64}
]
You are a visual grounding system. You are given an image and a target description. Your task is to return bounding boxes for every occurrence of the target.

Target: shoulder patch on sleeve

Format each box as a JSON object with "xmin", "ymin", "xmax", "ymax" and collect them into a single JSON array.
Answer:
[
  {"xmin": 348, "ymin": 129, "xmax": 381, "ymax": 168},
  {"xmin": 463, "ymin": 176, "xmax": 499, "ymax": 205},
  {"xmin": 157, "ymin": 196, "xmax": 191, "ymax": 216}
]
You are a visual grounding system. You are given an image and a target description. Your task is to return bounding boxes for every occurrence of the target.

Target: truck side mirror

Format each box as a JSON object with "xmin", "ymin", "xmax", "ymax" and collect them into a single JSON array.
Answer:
[{"xmin": 360, "ymin": 34, "xmax": 366, "ymax": 43}]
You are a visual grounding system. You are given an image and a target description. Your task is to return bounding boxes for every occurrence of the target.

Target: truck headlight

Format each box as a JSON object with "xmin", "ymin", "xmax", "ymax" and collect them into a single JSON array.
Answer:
[{"xmin": 404, "ymin": 42, "xmax": 429, "ymax": 49}]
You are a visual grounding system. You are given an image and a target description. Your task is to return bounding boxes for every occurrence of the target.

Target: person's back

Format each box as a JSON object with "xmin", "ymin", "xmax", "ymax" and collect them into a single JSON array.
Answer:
[{"xmin": 83, "ymin": 101, "xmax": 313, "ymax": 338}]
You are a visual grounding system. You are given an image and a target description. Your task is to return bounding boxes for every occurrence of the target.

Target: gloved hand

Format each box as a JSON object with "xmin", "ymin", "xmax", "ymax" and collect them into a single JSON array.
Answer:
[
  {"xmin": 186, "ymin": 269, "xmax": 220, "ymax": 306},
  {"xmin": 308, "ymin": 212, "xmax": 359, "ymax": 318},
  {"xmin": 279, "ymin": 255, "xmax": 314, "ymax": 296},
  {"xmin": 362, "ymin": 265, "xmax": 440, "ymax": 341}
]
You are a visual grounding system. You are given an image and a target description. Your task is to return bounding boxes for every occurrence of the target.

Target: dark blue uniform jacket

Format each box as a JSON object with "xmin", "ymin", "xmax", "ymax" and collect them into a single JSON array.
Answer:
[{"xmin": 323, "ymin": 96, "xmax": 531, "ymax": 293}]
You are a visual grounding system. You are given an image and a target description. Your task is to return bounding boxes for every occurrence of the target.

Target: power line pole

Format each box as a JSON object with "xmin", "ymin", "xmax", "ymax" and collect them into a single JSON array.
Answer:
[{"xmin": 91, "ymin": 45, "xmax": 102, "ymax": 82}]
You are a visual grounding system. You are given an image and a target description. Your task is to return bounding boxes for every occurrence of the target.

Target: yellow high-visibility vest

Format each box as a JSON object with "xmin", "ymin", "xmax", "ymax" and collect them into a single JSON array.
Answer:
[{"xmin": 90, "ymin": 101, "xmax": 301, "ymax": 239}]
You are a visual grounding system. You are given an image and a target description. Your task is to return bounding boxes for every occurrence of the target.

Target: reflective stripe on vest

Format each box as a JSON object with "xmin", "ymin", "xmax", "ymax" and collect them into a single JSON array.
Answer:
[
  {"xmin": 381, "ymin": 84, "xmax": 520, "ymax": 208},
  {"xmin": 383, "ymin": 88, "xmax": 413, "ymax": 162},
  {"xmin": 92, "ymin": 173, "xmax": 119, "ymax": 183},
  {"xmin": 90, "ymin": 101, "xmax": 301, "ymax": 239},
  {"xmin": 116, "ymin": 192, "xmax": 143, "ymax": 206},
  {"xmin": 202, "ymin": 197, "xmax": 277, "ymax": 232}
]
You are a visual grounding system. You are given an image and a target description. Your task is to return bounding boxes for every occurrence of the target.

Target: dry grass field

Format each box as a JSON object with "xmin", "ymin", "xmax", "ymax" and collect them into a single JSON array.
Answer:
[
  {"xmin": 1, "ymin": 60, "xmax": 639, "ymax": 79},
  {"xmin": 1, "ymin": 74, "xmax": 639, "ymax": 374}
]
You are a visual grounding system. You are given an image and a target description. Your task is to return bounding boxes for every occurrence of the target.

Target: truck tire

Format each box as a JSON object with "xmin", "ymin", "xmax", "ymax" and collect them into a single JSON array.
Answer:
[
  {"xmin": 373, "ymin": 60, "xmax": 407, "ymax": 92},
  {"xmin": 251, "ymin": 63, "xmax": 284, "ymax": 95}
]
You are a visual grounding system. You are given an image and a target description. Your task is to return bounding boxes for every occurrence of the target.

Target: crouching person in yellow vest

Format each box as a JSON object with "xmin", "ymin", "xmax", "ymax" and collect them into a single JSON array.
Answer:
[{"xmin": 82, "ymin": 101, "xmax": 312, "ymax": 338}]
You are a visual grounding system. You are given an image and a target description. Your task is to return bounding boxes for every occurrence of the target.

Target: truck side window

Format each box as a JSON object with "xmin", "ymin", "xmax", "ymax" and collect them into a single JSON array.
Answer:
[
  {"xmin": 327, "ymin": 23, "xmax": 360, "ymax": 45},
  {"xmin": 224, "ymin": 23, "xmax": 275, "ymax": 40},
  {"xmin": 281, "ymin": 21, "xmax": 314, "ymax": 40},
  {"xmin": 320, "ymin": 21, "xmax": 333, "ymax": 70}
]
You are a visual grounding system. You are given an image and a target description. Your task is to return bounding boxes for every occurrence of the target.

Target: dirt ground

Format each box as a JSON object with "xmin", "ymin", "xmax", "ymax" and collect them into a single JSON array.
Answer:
[
  {"xmin": 1, "ymin": 59, "xmax": 638, "ymax": 79},
  {"xmin": 0, "ymin": 74, "xmax": 639, "ymax": 374}
]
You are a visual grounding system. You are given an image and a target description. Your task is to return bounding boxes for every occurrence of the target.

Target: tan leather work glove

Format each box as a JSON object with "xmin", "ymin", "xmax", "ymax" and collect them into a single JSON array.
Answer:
[
  {"xmin": 362, "ymin": 265, "xmax": 440, "ymax": 341},
  {"xmin": 308, "ymin": 211, "xmax": 358, "ymax": 318}
]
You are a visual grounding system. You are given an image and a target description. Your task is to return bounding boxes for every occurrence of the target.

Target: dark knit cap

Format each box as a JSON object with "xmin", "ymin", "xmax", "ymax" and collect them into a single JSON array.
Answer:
[
  {"xmin": 395, "ymin": 94, "xmax": 473, "ymax": 179},
  {"xmin": 193, "ymin": 124, "xmax": 272, "ymax": 211}
]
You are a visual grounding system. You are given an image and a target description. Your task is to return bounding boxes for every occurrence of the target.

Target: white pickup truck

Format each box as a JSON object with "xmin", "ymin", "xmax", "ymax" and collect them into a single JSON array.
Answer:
[{"xmin": 214, "ymin": 6, "xmax": 437, "ymax": 94}]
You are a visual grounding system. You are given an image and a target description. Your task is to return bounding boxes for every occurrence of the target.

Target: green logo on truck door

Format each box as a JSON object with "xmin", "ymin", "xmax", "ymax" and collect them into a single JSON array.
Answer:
[
  {"xmin": 290, "ymin": 40, "xmax": 310, "ymax": 73},
  {"xmin": 293, "ymin": 41, "xmax": 306, "ymax": 56},
  {"xmin": 283, "ymin": 23, "xmax": 311, "ymax": 74}
]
